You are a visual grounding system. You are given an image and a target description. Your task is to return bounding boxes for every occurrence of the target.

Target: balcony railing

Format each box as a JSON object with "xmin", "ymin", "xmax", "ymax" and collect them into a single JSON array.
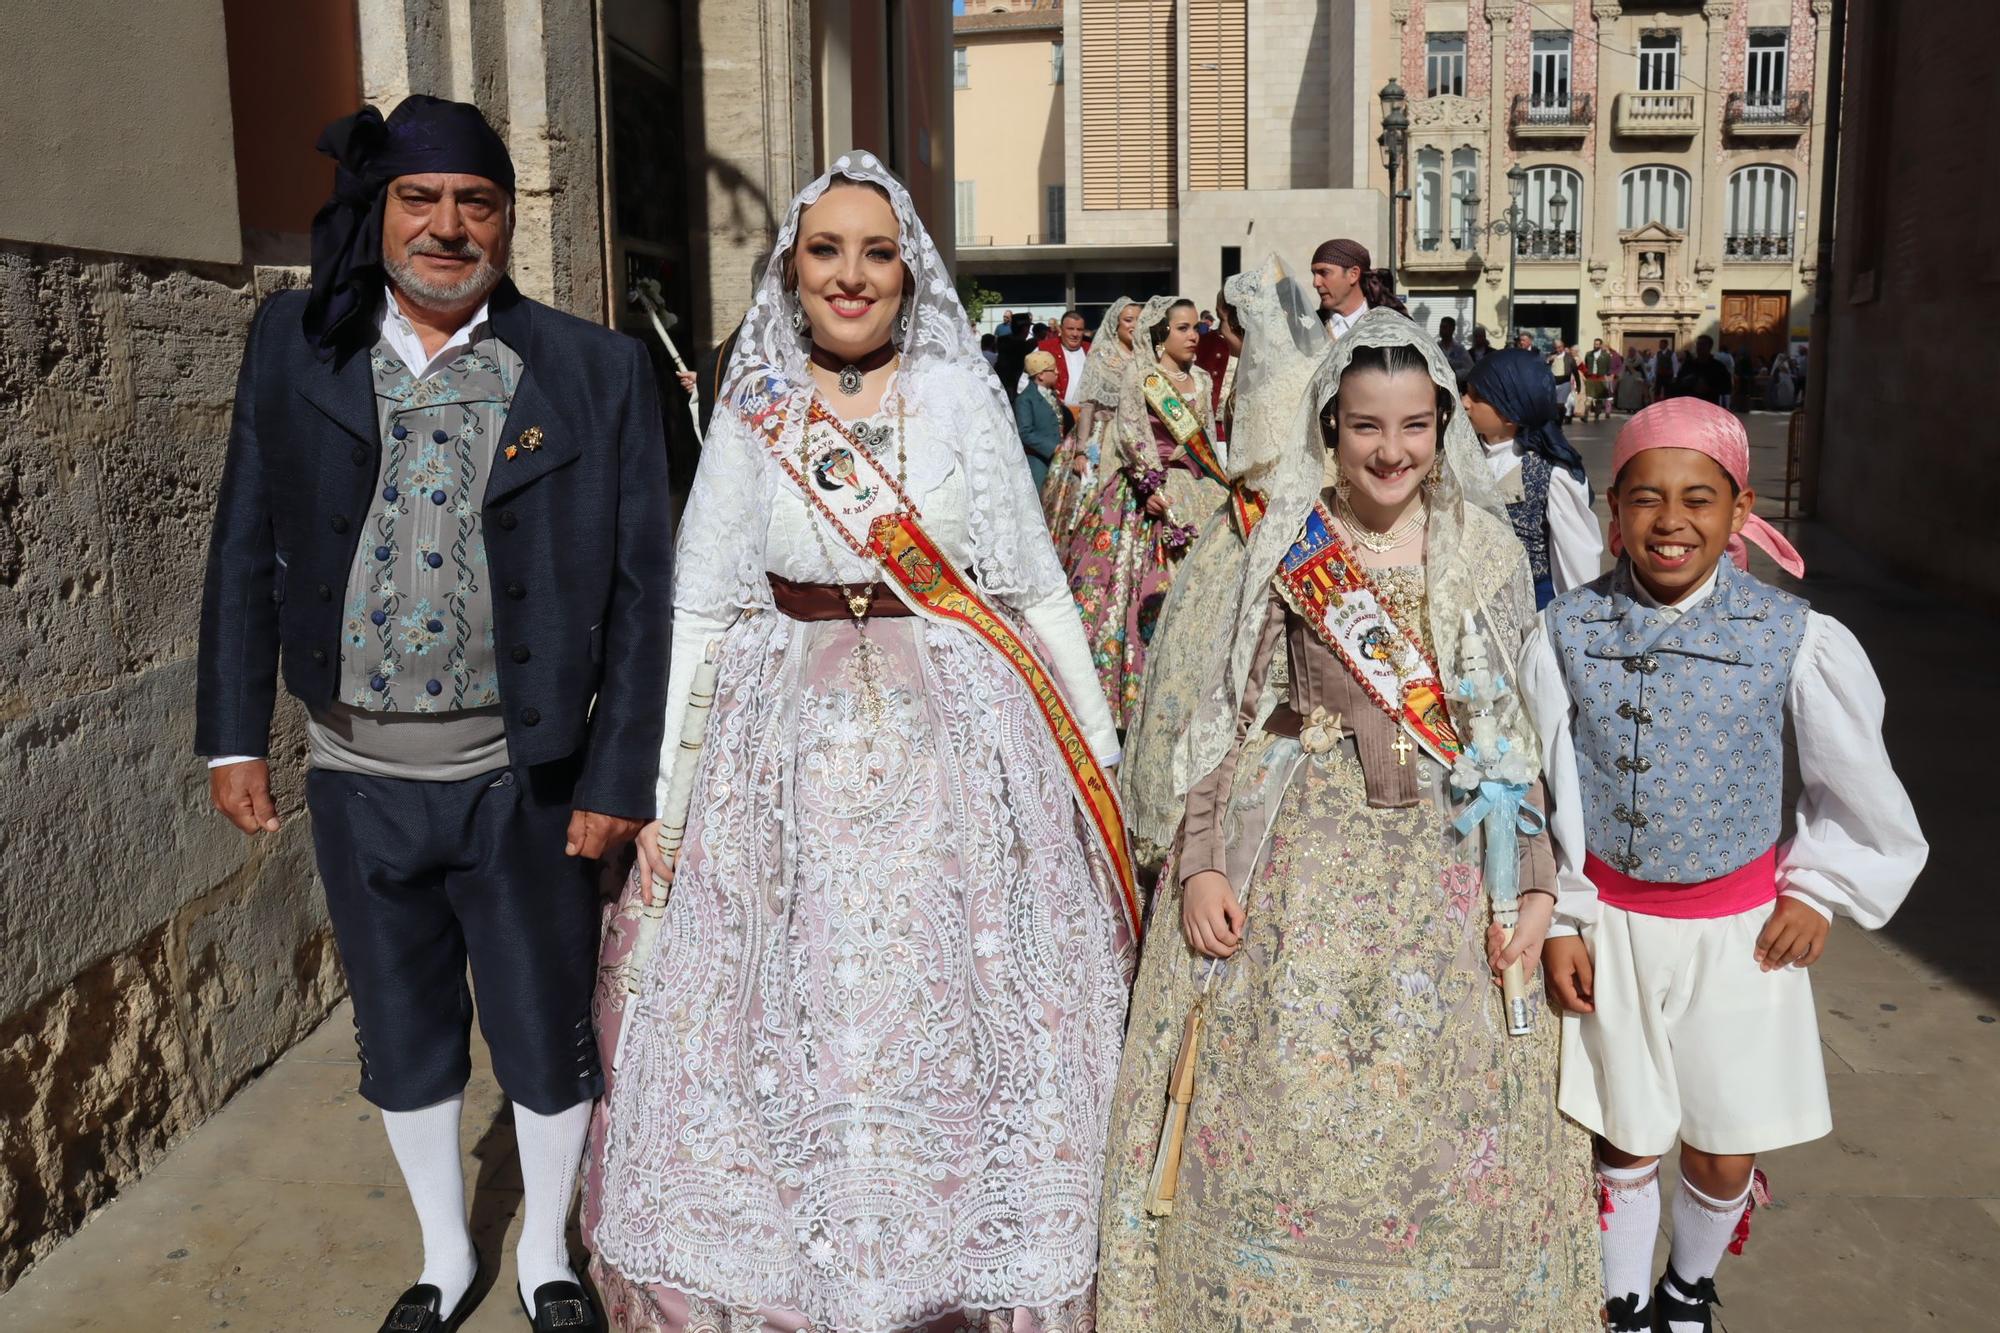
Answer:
[
  {"xmin": 1409, "ymin": 229, "xmax": 1482, "ymax": 268},
  {"xmin": 1414, "ymin": 229, "xmax": 1480, "ymax": 254},
  {"xmin": 1724, "ymin": 231, "xmax": 1793, "ymax": 261},
  {"xmin": 1615, "ymin": 91, "xmax": 1698, "ymax": 135},
  {"xmin": 1725, "ymin": 90, "xmax": 1811, "ymax": 136},
  {"xmin": 1515, "ymin": 230, "xmax": 1581, "ymax": 260},
  {"xmin": 1511, "ymin": 93, "xmax": 1595, "ymax": 138}
]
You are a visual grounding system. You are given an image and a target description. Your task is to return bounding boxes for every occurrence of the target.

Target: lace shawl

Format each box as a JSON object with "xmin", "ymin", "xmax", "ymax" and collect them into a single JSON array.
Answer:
[
  {"xmin": 673, "ymin": 152, "xmax": 1070, "ymax": 624},
  {"xmin": 1074, "ymin": 296, "xmax": 1138, "ymax": 410},
  {"xmin": 1184, "ymin": 309, "xmax": 1540, "ymax": 790}
]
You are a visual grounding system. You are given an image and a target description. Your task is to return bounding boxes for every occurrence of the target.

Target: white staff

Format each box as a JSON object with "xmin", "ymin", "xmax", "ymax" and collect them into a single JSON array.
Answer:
[
  {"xmin": 614, "ymin": 642, "xmax": 720, "ymax": 1066},
  {"xmin": 632, "ymin": 277, "xmax": 704, "ymax": 446}
]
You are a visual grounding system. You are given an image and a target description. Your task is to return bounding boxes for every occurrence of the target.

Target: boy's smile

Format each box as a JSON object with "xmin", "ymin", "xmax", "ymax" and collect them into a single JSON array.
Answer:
[{"xmin": 1609, "ymin": 447, "xmax": 1755, "ymax": 604}]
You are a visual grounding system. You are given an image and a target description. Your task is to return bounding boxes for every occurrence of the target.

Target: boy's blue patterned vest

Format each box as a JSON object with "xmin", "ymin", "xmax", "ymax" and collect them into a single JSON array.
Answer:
[
  {"xmin": 1505, "ymin": 450, "xmax": 1555, "ymax": 608},
  {"xmin": 1547, "ymin": 558, "xmax": 1809, "ymax": 882}
]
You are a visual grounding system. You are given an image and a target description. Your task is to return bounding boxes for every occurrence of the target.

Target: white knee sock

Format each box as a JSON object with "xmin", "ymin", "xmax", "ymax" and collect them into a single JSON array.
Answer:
[
  {"xmin": 381, "ymin": 1095, "xmax": 477, "ymax": 1317},
  {"xmin": 513, "ymin": 1099, "xmax": 591, "ymax": 1306},
  {"xmin": 1665, "ymin": 1176, "xmax": 1752, "ymax": 1328},
  {"xmin": 1596, "ymin": 1158, "xmax": 1662, "ymax": 1317}
]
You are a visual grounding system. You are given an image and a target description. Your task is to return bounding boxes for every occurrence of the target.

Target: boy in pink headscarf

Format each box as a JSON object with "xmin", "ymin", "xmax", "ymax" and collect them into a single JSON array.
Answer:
[{"xmin": 1517, "ymin": 399, "xmax": 1928, "ymax": 1332}]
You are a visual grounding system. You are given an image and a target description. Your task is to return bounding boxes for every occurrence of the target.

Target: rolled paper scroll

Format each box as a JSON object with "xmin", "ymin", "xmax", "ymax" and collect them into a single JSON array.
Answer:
[{"xmin": 623, "ymin": 642, "xmax": 720, "ymax": 1000}]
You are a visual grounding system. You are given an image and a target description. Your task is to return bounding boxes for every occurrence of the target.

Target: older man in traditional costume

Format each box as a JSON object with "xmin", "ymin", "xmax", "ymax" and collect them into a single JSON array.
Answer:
[{"xmin": 196, "ymin": 95, "xmax": 671, "ymax": 1333}]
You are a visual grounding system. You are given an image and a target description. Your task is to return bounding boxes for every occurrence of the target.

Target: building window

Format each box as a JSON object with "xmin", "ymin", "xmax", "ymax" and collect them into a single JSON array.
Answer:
[
  {"xmin": 1519, "ymin": 165, "xmax": 1581, "ymax": 258},
  {"xmin": 1746, "ymin": 29, "xmax": 1788, "ymax": 107},
  {"xmin": 1530, "ymin": 32, "xmax": 1572, "ymax": 113},
  {"xmin": 1619, "ymin": 165, "xmax": 1691, "ymax": 230},
  {"xmin": 954, "ymin": 46, "xmax": 969, "ymax": 90},
  {"xmin": 1638, "ymin": 31, "xmax": 1681, "ymax": 92},
  {"xmin": 1726, "ymin": 165, "xmax": 1796, "ymax": 260},
  {"xmin": 1051, "ymin": 41, "xmax": 1064, "ymax": 85},
  {"xmin": 1416, "ymin": 147, "xmax": 1445, "ymax": 251},
  {"xmin": 1045, "ymin": 184, "xmax": 1066, "ymax": 243},
  {"xmin": 1450, "ymin": 146, "xmax": 1479, "ymax": 249},
  {"xmin": 1426, "ymin": 33, "xmax": 1466, "ymax": 98},
  {"xmin": 955, "ymin": 180, "xmax": 977, "ymax": 246}
]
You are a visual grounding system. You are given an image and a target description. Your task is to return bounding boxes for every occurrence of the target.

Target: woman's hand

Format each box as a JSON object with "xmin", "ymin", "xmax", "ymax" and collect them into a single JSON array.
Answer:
[
  {"xmin": 1145, "ymin": 491, "xmax": 1171, "ymax": 518},
  {"xmin": 1181, "ymin": 870, "xmax": 1245, "ymax": 958},
  {"xmin": 634, "ymin": 820, "xmax": 674, "ymax": 905},
  {"xmin": 1541, "ymin": 934, "xmax": 1595, "ymax": 1013},
  {"xmin": 1487, "ymin": 891, "xmax": 1555, "ymax": 983},
  {"xmin": 675, "ymin": 370, "xmax": 698, "ymax": 394}
]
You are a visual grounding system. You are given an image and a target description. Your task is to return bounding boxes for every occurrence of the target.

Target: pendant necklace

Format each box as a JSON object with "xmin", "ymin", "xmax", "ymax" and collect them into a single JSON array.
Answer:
[
  {"xmin": 809, "ymin": 339, "xmax": 899, "ymax": 396},
  {"xmin": 799, "ymin": 398, "xmax": 911, "ymax": 725},
  {"xmin": 1336, "ymin": 495, "xmax": 1428, "ymax": 555}
]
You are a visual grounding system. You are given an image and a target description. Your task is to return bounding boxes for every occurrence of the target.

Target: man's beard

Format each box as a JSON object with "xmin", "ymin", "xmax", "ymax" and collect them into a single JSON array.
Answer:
[{"xmin": 385, "ymin": 235, "xmax": 505, "ymax": 308}]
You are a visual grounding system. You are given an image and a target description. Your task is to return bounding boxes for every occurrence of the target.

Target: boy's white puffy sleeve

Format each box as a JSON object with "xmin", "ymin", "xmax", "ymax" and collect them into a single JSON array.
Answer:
[
  {"xmin": 1517, "ymin": 617, "xmax": 1598, "ymax": 936},
  {"xmin": 1778, "ymin": 612, "xmax": 1928, "ymax": 926}
]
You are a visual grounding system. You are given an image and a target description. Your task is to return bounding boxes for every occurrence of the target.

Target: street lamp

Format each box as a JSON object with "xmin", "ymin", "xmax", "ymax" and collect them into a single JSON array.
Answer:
[
  {"xmin": 1465, "ymin": 162, "xmax": 1572, "ymax": 344},
  {"xmin": 1377, "ymin": 78, "xmax": 1410, "ymax": 284}
]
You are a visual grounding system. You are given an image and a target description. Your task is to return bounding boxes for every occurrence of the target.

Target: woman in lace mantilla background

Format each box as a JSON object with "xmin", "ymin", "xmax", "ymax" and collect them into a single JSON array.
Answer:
[
  {"xmin": 1097, "ymin": 312, "xmax": 1601, "ymax": 1331},
  {"xmin": 1043, "ymin": 298, "xmax": 1142, "ymax": 548},
  {"xmin": 1060, "ymin": 297, "xmax": 1227, "ymax": 731},
  {"xmin": 585, "ymin": 154, "xmax": 1136, "ymax": 1333}
]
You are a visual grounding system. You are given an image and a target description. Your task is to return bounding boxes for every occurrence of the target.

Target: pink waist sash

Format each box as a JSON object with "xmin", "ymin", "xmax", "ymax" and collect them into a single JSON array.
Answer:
[{"xmin": 1585, "ymin": 848, "xmax": 1778, "ymax": 920}]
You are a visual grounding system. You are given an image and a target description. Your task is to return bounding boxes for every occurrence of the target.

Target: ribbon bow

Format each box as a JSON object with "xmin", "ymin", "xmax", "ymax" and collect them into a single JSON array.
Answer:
[{"xmin": 1450, "ymin": 779, "xmax": 1547, "ymax": 906}]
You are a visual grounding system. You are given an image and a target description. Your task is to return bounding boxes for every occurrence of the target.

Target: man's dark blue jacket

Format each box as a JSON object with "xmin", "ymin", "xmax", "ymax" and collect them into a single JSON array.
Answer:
[{"xmin": 195, "ymin": 280, "xmax": 673, "ymax": 821}]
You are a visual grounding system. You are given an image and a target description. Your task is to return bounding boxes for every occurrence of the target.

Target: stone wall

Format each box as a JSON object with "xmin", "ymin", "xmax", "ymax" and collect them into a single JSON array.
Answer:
[{"xmin": 0, "ymin": 248, "xmax": 344, "ymax": 1289}]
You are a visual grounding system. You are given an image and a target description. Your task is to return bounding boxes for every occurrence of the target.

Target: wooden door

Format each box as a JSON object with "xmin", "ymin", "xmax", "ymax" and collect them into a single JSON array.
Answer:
[{"xmin": 1721, "ymin": 293, "xmax": 1789, "ymax": 362}]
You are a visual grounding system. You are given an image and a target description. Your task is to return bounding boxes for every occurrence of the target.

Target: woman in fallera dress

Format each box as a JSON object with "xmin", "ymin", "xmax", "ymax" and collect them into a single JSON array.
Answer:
[
  {"xmin": 584, "ymin": 153, "xmax": 1137, "ymax": 1333},
  {"xmin": 1044, "ymin": 298, "xmax": 1141, "ymax": 549},
  {"xmin": 1119, "ymin": 256, "xmax": 1325, "ymax": 870},
  {"xmin": 1096, "ymin": 311, "xmax": 1601, "ymax": 1331},
  {"xmin": 1060, "ymin": 297, "xmax": 1227, "ymax": 730}
]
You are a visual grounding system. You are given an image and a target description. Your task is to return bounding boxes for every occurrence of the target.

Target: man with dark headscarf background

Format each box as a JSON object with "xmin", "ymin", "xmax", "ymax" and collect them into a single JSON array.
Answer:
[
  {"xmin": 196, "ymin": 95, "xmax": 670, "ymax": 1333},
  {"xmin": 1310, "ymin": 237, "xmax": 1407, "ymax": 339}
]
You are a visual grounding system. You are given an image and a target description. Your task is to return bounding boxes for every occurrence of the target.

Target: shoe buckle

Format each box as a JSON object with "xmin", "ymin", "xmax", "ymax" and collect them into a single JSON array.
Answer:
[
  {"xmin": 546, "ymin": 1297, "xmax": 591, "ymax": 1327},
  {"xmin": 386, "ymin": 1306, "xmax": 432, "ymax": 1332}
]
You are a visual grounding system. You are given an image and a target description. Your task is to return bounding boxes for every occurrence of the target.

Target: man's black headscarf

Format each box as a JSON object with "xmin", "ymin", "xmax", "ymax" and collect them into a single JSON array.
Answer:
[{"xmin": 305, "ymin": 95, "xmax": 516, "ymax": 352}]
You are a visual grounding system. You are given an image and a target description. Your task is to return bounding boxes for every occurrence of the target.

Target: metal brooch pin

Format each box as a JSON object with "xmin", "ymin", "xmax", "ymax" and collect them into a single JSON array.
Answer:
[{"xmin": 511, "ymin": 425, "xmax": 544, "ymax": 459}]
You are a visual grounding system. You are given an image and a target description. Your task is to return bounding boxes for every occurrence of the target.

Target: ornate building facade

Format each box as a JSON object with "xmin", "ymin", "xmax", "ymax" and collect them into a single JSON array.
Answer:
[{"xmin": 1392, "ymin": 0, "xmax": 1833, "ymax": 359}]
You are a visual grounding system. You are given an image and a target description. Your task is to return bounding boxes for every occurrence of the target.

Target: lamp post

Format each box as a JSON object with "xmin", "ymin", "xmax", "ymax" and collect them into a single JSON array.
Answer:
[
  {"xmin": 1467, "ymin": 163, "xmax": 1576, "ymax": 345},
  {"xmin": 1377, "ymin": 79, "xmax": 1410, "ymax": 285}
]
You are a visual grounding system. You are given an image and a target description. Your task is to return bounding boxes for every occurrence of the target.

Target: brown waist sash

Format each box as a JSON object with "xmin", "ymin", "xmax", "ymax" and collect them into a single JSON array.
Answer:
[{"xmin": 768, "ymin": 575, "xmax": 915, "ymax": 622}]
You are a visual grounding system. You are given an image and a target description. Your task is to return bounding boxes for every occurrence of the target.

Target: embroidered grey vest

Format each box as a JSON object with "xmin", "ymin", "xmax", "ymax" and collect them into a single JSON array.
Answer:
[
  {"xmin": 337, "ymin": 337, "xmax": 520, "ymax": 711},
  {"xmin": 1547, "ymin": 559, "xmax": 1808, "ymax": 882}
]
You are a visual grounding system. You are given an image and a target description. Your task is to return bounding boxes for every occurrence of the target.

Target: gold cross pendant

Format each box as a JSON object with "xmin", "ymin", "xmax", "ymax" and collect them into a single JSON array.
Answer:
[{"xmin": 1392, "ymin": 733, "xmax": 1415, "ymax": 767}]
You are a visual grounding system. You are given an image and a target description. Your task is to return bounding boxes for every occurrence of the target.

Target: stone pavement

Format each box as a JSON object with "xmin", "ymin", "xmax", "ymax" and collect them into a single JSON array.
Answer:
[{"xmin": 2, "ymin": 412, "xmax": 1996, "ymax": 1331}]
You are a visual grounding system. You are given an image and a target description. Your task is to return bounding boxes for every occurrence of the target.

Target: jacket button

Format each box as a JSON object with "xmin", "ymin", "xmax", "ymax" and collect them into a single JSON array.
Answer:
[
  {"xmin": 330, "ymin": 515, "xmax": 350, "ymax": 534},
  {"xmin": 506, "ymin": 582, "xmax": 526, "ymax": 600},
  {"xmin": 317, "ymin": 583, "xmax": 332, "ymax": 602},
  {"xmin": 511, "ymin": 645, "xmax": 530, "ymax": 663},
  {"xmin": 521, "ymin": 707, "xmax": 541, "ymax": 726},
  {"xmin": 497, "ymin": 510, "xmax": 517, "ymax": 531},
  {"xmin": 311, "ymin": 648, "xmax": 328, "ymax": 665}
]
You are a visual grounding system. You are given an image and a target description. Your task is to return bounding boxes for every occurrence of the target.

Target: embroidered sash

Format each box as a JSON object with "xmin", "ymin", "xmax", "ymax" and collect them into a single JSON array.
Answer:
[
  {"xmin": 1139, "ymin": 369, "xmax": 1265, "ymax": 537},
  {"xmin": 744, "ymin": 385, "xmax": 1141, "ymax": 935},
  {"xmin": 1271, "ymin": 501, "xmax": 1462, "ymax": 766}
]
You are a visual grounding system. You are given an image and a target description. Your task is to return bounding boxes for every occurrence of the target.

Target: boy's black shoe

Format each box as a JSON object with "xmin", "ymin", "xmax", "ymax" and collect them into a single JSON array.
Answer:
[
  {"xmin": 1651, "ymin": 1264, "xmax": 1720, "ymax": 1332},
  {"xmin": 1604, "ymin": 1291, "xmax": 1651, "ymax": 1331}
]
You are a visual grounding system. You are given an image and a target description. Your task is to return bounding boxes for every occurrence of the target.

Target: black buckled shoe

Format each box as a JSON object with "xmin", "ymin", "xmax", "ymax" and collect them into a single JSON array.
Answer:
[
  {"xmin": 377, "ymin": 1282, "xmax": 469, "ymax": 1333},
  {"xmin": 1651, "ymin": 1264, "xmax": 1721, "ymax": 1332},
  {"xmin": 1604, "ymin": 1290, "xmax": 1651, "ymax": 1331},
  {"xmin": 519, "ymin": 1279, "xmax": 605, "ymax": 1332}
]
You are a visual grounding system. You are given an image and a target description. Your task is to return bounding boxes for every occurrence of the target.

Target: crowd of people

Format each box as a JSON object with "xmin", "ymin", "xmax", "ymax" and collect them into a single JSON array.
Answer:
[
  {"xmin": 1435, "ymin": 327, "xmax": 1806, "ymax": 423},
  {"xmin": 198, "ymin": 103, "xmax": 1919, "ymax": 1333}
]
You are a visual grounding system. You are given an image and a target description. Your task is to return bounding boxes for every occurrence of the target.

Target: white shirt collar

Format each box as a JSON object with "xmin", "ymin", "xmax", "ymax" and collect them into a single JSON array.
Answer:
[
  {"xmin": 1630, "ymin": 566, "xmax": 1720, "ymax": 621},
  {"xmin": 1327, "ymin": 299, "xmax": 1370, "ymax": 338},
  {"xmin": 378, "ymin": 294, "xmax": 494, "ymax": 381}
]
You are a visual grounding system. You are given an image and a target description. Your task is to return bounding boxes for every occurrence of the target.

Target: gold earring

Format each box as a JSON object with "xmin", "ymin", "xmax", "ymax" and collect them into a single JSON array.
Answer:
[{"xmin": 1422, "ymin": 463, "xmax": 1444, "ymax": 495}]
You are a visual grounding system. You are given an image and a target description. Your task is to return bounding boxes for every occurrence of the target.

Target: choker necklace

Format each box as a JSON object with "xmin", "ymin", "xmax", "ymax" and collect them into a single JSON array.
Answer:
[{"xmin": 810, "ymin": 340, "xmax": 899, "ymax": 396}]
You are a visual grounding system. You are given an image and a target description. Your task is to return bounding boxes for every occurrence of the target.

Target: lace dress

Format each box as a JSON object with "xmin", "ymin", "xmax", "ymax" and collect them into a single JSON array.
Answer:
[
  {"xmin": 1058, "ymin": 362, "xmax": 1225, "ymax": 730},
  {"xmin": 587, "ymin": 386, "xmax": 1136, "ymax": 1333},
  {"xmin": 1041, "ymin": 367, "xmax": 1125, "ymax": 549},
  {"xmin": 1096, "ymin": 567, "xmax": 1602, "ymax": 1332}
]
